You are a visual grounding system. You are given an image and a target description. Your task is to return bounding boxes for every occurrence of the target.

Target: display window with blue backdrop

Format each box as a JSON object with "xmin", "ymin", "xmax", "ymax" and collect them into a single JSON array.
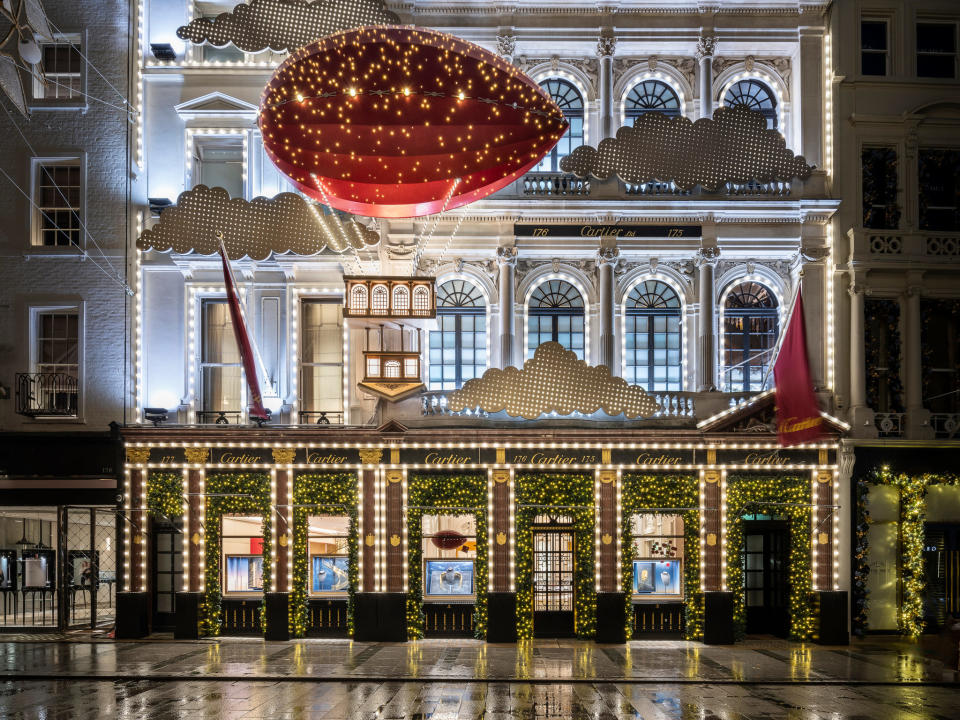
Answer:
[{"xmin": 630, "ymin": 514, "xmax": 684, "ymax": 598}]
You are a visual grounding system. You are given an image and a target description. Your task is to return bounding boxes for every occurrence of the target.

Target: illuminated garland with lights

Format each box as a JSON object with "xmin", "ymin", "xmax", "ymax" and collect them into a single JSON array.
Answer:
[
  {"xmin": 515, "ymin": 473, "xmax": 595, "ymax": 639},
  {"xmin": 290, "ymin": 473, "xmax": 359, "ymax": 638},
  {"xmin": 146, "ymin": 471, "xmax": 184, "ymax": 519},
  {"xmin": 870, "ymin": 469, "xmax": 960, "ymax": 637},
  {"xmin": 852, "ymin": 479, "xmax": 871, "ymax": 636},
  {"xmin": 726, "ymin": 474, "xmax": 813, "ymax": 641},
  {"xmin": 201, "ymin": 473, "xmax": 272, "ymax": 636},
  {"xmin": 620, "ymin": 474, "xmax": 702, "ymax": 640},
  {"xmin": 406, "ymin": 473, "xmax": 488, "ymax": 639}
]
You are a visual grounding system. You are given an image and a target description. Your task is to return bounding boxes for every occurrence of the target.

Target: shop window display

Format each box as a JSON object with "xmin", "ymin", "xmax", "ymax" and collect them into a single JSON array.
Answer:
[
  {"xmin": 222, "ymin": 516, "xmax": 264, "ymax": 595},
  {"xmin": 631, "ymin": 514, "xmax": 683, "ymax": 598},
  {"xmin": 307, "ymin": 516, "xmax": 350, "ymax": 595},
  {"xmin": 422, "ymin": 515, "xmax": 476, "ymax": 598}
]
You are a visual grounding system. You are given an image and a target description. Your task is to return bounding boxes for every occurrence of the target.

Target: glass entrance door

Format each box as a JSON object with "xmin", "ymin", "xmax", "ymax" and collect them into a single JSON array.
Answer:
[
  {"xmin": 743, "ymin": 520, "xmax": 789, "ymax": 637},
  {"xmin": 152, "ymin": 522, "xmax": 183, "ymax": 629},
  {"xmin": 532, "ymin": 527, "xmax": 575, "ymax": 637}
]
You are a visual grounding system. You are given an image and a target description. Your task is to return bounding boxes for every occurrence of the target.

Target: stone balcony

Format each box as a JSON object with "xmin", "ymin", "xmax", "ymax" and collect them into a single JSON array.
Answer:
[{"xmin": 849, "ymin": 228, "xmax": 960, "ymax": 261}]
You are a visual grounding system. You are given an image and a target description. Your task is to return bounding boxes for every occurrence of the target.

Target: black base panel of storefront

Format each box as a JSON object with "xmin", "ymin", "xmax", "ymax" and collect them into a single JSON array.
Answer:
[
  {"xmin": 307, "ymin": 599, "xmax": 349, "ymax": 637},
  {"xmin": 353, "ymin": 593, "xmax": 407, "ymax": 641},
  {"xmin": 174, "ymin": 592, "xmax": 201, "ymax": 639},
  {"xmin": 703, "ymin": 592, "xmax": 735, "ymax": 645},
  {"xmin": 816, "ymin": 591, "xmax": 849, "ymax": 645},
  {"xmin": 264, "ymin": 593, "xmax": 289, "ymax": 641},
  {"xmin": 596, "ymin": 593, "xmax": 627, "ymax": 643},
  {"xmin": 221, "ymin": 599, "xmax": 263, "ymax": 635},
  {"xmin": 632, "ymin": 602, "xmax": 685, "ymax": 638},
  {"xmin": 423, "ymin": 602, "xmax": 474, "ymax": 637},
  {"xmin": 486, "ymin": 593, "xmax": 517, "ymax": 643},
  {"xmin": 116, "ymin": 592, "xmax": 150, "ymax": 639}
]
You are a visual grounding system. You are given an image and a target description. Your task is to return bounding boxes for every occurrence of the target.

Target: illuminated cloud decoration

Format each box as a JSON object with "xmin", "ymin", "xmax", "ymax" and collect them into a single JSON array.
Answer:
[
  {"xmin": 136, "ymin": 185, "xmax": 379, "ymax": 260},
  {"xmin": 559, "ymin": 105, "xmax": 814, "ymax": 190},
  {"xmin": 259, "ymin": 26, "xmax": 568, "ymax": 217},
  {"xmin": 176, "ymin": 0, "xmax": 399, "ymax": 53},
  {"xmin": 448, "ymin": 342, "xmax": 661, "ymax": 420}
]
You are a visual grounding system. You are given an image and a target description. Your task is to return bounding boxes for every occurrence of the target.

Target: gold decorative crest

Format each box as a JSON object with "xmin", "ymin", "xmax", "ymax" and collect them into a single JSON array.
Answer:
[
  {"xmin": 601, "ymin": 533, "xmax": 612, "ymax": 545},
  {"xmin": 279, "ymin": 534, "xmax": 288, "ymax": 547},
  {"xmin": 272, "ymin": 448, "xmax": 297, "ymax": 465},
  {"xmin": 704, "ymin": 470, "xmax": 719, "ymax": 484},
  {"xmin": 599, "ymin": 471, "xmax": 615, "ymax": 484},
  {"xmin": 125, "ymin": 447, "xmax": 150, "ymax": 464},
  {"xmin": 448, "ymin": 342, "xmax": 660, "ymax": 419},
  {"xmin": 389, "ymin": 534, "xmax": 401, "ymax": 547},
  {"xmin": 495, "ymin": 532, "xmax": 507, "ymax": 546},
  {"xmin": 364, "ymin": 533, "xmax": 376, "ymax": 547},
  {"xmin": 706, "ymin": 533, "xmax": 717, "ymax": 546},
  {"xmin": 184, "ymin": 447, "xmax": 210, "ymax": 464},
  {"xmin": 191, "ymin": 532, "xmax": 201, "ymax": 546},
  {"xmin": 493, "ymin": 470, "xmax": 509, "ymax": 484},
  {"xmin": 386, "ymin": 470, "xmax": 403, "ymax": 484},
  {"xmin": 358, "ymin": 448, "xmax": 383, "ymax": 465},
  {"xmin": 818, "ymin": 532, "xmax": 829, "ymax": 545},
  {"xmin": 818, "ymin": 471, "xmax": 832, "ymax": 484}
]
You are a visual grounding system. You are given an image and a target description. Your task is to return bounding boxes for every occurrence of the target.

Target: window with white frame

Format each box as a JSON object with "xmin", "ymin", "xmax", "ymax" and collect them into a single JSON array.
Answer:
[
  {"xmin": 200, "ymin": 299, "xmax": 243, "ymax": 416},
  {"xmin": 192, "ymin": 135, "xmax": 244, "ymax": 197},
  {"xmin": 723, "ymin": 79, "xmax": 778, "ymax": 129},
  {"xmin": 33, "ymin": 158, "xmax": 81, "ymax": 247},
  {"xmin": 299, "ymin": 299, "xmax": 343, "ymax": 418},
  {"xmin": 722, "ymin": 282, "xmax": 779, "ymax": 393},
  {"xmin": 429, "ymin": 279, "xmax": 486, "ymax": 390},
  {"xmin": 29, "ymin": 307, "xmax": 80, "ymax": 416},
  {"xmin": 861, "ymin": 19, "xmax": 889, "ymax": 76},
  {"xmin": 624, "ymin": 281, "xmax": 682, "ymax": 392},
  {"xmin": 32, "ymin": 36, "xmax": 83, "ymax": 102},
  {"xmin": 527, "ymin": 280, "xmax": 584, "ymax": 360},
  {"xmin": 535, "ymin": 78, "xmax": 584, "ymax": 172},
  {"xmin": 625, "ymin": 80, "xmax": 682, "ymax": 119}
]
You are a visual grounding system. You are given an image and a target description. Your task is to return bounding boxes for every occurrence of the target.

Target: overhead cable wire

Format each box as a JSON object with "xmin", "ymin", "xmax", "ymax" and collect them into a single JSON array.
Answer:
[{"xmin": 0, "ymin": 54, "xmax": 135, "ymax": 115}]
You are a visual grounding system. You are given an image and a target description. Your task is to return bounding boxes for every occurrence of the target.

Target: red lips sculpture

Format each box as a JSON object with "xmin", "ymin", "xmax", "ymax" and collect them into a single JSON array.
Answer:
[{"xmin": 259, "ymin": 26, "xmax": 568, "ymax": 218}]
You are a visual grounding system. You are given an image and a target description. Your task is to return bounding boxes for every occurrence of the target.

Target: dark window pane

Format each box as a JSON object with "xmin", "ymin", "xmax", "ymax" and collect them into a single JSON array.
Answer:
[
  {"xmin": 919, "ymin": 149, "xmax": 960, "ymax": 231},
  {"xmin": 917, "ymin": 23, "xmax": 957, "ymax": 78},
  {"xmin": 862, "ymin": 147, "xmax": 900, "ymax": 229},
  {"xmin": 861, "ymin": 52, "xmax": 886, "ymax": 76},
  {"xmin": 861, "ymin": 21, "xmax": 888, "ymax": 50}
]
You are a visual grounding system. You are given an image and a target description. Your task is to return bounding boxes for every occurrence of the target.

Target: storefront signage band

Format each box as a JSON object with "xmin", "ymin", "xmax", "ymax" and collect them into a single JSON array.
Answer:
[{"xmin": 514, "ymin": 224, "xmax": 702, "ymax": 239}]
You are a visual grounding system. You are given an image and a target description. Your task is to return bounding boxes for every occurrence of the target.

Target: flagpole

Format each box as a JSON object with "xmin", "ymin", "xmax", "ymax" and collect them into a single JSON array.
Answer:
[
  {"xmin": 759, "ymin": 277, "xmax": 802, "ymax": 391},
  {"xmin": 217, "ymin": 234, "xmax": 277, "ymax": 398}
]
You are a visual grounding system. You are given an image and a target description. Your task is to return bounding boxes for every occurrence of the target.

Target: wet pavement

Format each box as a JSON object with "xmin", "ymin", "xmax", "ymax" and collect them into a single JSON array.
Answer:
[{"xmin": 0, "ymin": 638, "xmax": 957, "ymax": 718}]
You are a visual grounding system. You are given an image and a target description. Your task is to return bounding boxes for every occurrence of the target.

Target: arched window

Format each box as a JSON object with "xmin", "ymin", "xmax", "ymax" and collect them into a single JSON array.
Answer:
[
  {"xmin": 412, "ymin": 285, "xmax": 431, "ymax": 315},
  {"xmin": 722, "ymin": 282, "xmax": 779, "ymax": 392},
  {"xmin": 625, "ymin": 280, "xmax": 682, "ymax": 391},
  {"xmin": 349, "ymin": 284, "xmax": 368, "ymax": 313},
  {"xmin": 392, "ymin": 284, "xmax": 410, "ymax": 314},
  {"xmin": 429, "ymin": 279, "xmax": 487, "ymax": 390},
  {"xmin": 625, "ymin": 80, "xmax": 681, "ymax": 120},
  {"xmin": 527, "ymin": 279, "xmax": 584, "ymax": 360},
  {"xmin": 535, "ymin": 78, "xmax": 584, "ymax": 172},
  {"xmin": 384, "ymin": 360, "xmax": 401, "ymax": 378},
  {"xmin": 723, "ymin": 79, "xmax": 778, "ymax": 129},
  {"xmin": 371, "ymin": 284, "xmax": 389, "ymax": 315}
]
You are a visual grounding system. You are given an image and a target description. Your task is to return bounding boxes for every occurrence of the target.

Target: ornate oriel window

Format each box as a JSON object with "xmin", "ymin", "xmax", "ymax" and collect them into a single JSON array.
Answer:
[
  {"xmin": 344, "ymin": 278, "xmax": 436, "ymax": 318},
  {"xmin": 349, "ymin": 284, "xmax": 368, "ymax": 314},
  {"xmin": 527, "ymin": 279, "xmax": 585, "ymax": 360},
  {"xmin": 535, "ymin": 78, "xmax": 584, "ymax": 172},
  {"xmin": 625, "ymin": 80, "xmax": 682, "ymax": 120},
  {"xmin": 624, "ymin": 280, "xmax": 682, "ymax": 391},
  {"xmin": 722, "ymin": 282, "xmax": 779, "ymax": 392},
  {"xmin": 392, "ymin": 285, "xmax": 410, "ymax": 314},
  {"xmin": 723, "ymin": 79, "xmax": 778, "ymax": 129},
  {"xmin": 371, "ymin": 284, "xmax": 389, "ymax": 315},
  {"xmin": 429, "ymin": 279, "xmax": 487, "ymax": 390}
]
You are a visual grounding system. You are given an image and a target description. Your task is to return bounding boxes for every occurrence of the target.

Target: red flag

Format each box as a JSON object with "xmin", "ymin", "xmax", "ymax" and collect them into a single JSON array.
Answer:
[
  {"xmin": 218, "ymin": 242, "xmax": 268, "ymax": 420},
  {"xmin": 773, "ymin": 289, "xmax": 823, "ymax": 446}
]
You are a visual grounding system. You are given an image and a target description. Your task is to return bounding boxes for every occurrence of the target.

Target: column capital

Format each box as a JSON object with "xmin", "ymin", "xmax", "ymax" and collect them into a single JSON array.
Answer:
[
  {"xmin": 695, "ymin": 35, "xmax": 717, "ymax": 62},
  {"xmin": 596, "ymin": 34, "xmax": 617, "ymax": 58},
  {"xmin": 906, "ymin": 285, "xmax": 924, "ymax": 298},
  {"xmin": 597, "ymin": 246, "xmax": 620, "ymax": 268},
  {"xmin": 496, "ymin": 33, "xmax": 516, "ymax": 62},
  {"xmin": 496, "ymin": 245, "xmax": 518, "ymax": 267},
  {"xmin": 695, "ymin": 246, "xmax": 720, "ymax": 267},
  {"xmin": 848, "ymin": 282, "xmax": 871, "ymax": 297}
]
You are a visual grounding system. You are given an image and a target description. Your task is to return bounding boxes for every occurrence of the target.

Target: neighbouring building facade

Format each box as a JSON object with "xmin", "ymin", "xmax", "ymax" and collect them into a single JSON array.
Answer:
[
  {"xmin": 119, "ymin": 0, "xmax": 852, "ymax": 644},
  {"xmin": 829, "ymin": 0, "xmax": 960, "ymax": 638},
  {"xmin": 0, "ymin": 0, "xmax": 128, "ymax": 631}
]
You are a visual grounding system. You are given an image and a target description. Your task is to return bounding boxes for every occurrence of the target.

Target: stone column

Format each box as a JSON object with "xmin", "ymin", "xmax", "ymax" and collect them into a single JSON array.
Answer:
[
  {"xmin": 597, "ymin": 35, "xmax": 617, "ymax": 140},
  {"xmin": 696, "ymin": 35, "xmax": 716, "ymax": 119},
  {"xmin": 696, "ymin": 247, "xmax": 719, "ymax": 392},
  {"xmin": 597, "ymin": 247, "xmax": 619, "ymax": 371},
  {"xmin": 847, "ymin": 276, "xmax": 876, "ymax": 435},
  {"xmin": 797, "ymin": 245, "xmax": 829, "ymax": 390},
  {"xmin": 497, "ymin": 246, "xmax": 518, "ymax": 369},
  {"xmin": 903, "ymin": 277, "xmax": 933, "ymax": 438},
  {"xmin": 798, "ymin": 28, "xmax": 824, "ymax": 167}
]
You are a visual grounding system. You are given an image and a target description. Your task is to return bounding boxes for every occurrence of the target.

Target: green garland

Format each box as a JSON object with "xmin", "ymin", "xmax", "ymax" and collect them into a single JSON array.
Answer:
[
  {"xmin": 864, "ymin": 297, "xmax": 903, "ymax": 413},
  {"xmin": 290, "ymin": 473, "xmax": 359, "ymax": 638},
  {"xmin": 201, "ymin": 472, "xmax": 272, "ymax": 636},
  {"xmin": 726, "ymin": 474, "xmax": 814, "ymax": 641},
  {"xmin": 852, "ymin": 479, "xmax": 871, "ymax": 636},
  {"xmin": 406, "ymin": 473, "xmax": 488, "ymax": 639},
  {"xmin": 515, "ymin": 473, "xmax": 595, "ymax": 639},
  {"xmin": 870, "ymin": 469, "xmax": 960, "ymax": 637},
  {"xmin": 620, "ymin": 474, "xmax": 702, "ymax": 640},
  {"xmin": 146, "ymin": 471, "xmax": 184, "ymax": 519}
]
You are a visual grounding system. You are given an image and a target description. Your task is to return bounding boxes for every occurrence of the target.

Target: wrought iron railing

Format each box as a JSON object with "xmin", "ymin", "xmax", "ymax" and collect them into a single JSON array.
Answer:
[
  {"xmin": 196, "ymin": 410, "xmax": 243, "ymax": 425},
  {"xmin": 874, "ymin": 412, "xmax": 905, "ymax": 437},
  {"xmin": 298, "ymin": 410, "xmax": 345, "ymax": 425},
  {"xmin": 930, "ymin": 413, "xmax": 960, "ymax": 439},
  {"xmin": 15, "ymin": 372, "xmax": 78, "ymax": 417}
]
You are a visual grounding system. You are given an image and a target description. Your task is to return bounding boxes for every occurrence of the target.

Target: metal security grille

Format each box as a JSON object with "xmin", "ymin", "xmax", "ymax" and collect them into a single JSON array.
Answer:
[
  {"xmin": 65, "ymin": 507, "xmax": 118, "ymax": 630},
  {"xmin": 532, "ymin": 530, "xmax": 574, "ymax": 612}
]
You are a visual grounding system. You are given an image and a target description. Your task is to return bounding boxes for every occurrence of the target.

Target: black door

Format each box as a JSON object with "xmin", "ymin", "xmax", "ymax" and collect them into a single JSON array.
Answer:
[
  {"xmin": 152, "ymin": 523, "xmax": 182, "ymax": 630},
  {"xmin": 743, "ymin": 520, "xmax": 789, "ymax": 636},
  {"xmin": 532, "ymin": 527, "xmax": 575, "ymax": 637},
  {"xmin": 924, "ymin": 523, "xmax": 960, "ymax": 630}
]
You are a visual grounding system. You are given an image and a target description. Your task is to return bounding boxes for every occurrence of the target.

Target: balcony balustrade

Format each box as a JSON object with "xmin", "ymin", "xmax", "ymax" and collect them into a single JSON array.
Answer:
[{"xmin": 15, "ymin": 372, "xmax": 78, "ymax": 418}]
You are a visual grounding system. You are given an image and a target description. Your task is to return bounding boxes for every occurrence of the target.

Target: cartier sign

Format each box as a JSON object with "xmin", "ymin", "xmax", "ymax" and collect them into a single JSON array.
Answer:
[{"xmin": 514, "ymin": 224, "xmax": 701, "ymax": 239}]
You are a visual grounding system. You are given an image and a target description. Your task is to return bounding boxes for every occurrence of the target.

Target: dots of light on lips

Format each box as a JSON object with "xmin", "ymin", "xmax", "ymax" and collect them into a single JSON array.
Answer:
[{"xmin": 258, "ymin": 25, "xmax": 568, "ymax": 218}]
